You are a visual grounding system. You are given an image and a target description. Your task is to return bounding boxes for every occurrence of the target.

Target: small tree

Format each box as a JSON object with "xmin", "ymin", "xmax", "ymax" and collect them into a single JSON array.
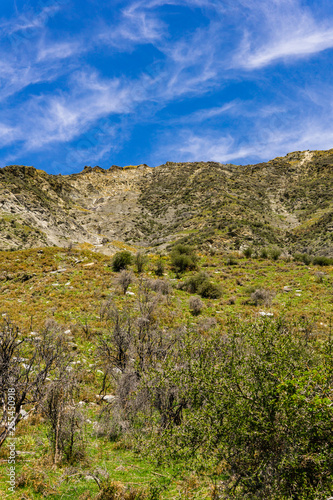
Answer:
[
  {"xmin": 144, "ymin": 319, "xmax": 333, "ymax": 499},
  {"xmin": 111, "ymin": 251, "xmax": 132, "ymax": 272}
]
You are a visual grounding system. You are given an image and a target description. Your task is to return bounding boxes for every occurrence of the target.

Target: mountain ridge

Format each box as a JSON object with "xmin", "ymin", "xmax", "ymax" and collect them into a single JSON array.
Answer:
[{"xmin": 0, "ymin": 148, "xmax": 332, "ymax": 256}]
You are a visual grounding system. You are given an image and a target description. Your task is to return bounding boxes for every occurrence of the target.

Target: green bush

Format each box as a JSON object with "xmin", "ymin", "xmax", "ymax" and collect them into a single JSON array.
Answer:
[
  {"xmin": 293, "ymin": 252, "xmax": 313, "ymax": 265},
  {"xmin": 184, "ymin": 271, "xmax": 209, "ymax": 294},
  {"xmin": 111, "ymin": 251, "xmax": 132, "ymax": 272},
  {"xmin": 243, "ymin": 246, "xmax": 253, "ymax": 258},
  {"xmin": 170, "ymin": 244, "xmax": 198, "ymax": 275},
  {"xmin": 260, "ymin": 248, "xmax": 268, "ymax": 259},
  {"xmin": 269, "ymin": 247, "xmax": 282, "ymax": 261},
  {"xmin": 197, "ymin": 280, "xmax": 222, "ymax": 299},
  {"xmin": 155, "ymin": 257, "xmax": 165, "ymax": 276},
  {"xmin": 144, "ymin": 319, "xmax": 333, "ymax": 499},
  {"xmin": 313, "ymin": 255, "xmax": 333, "ymax": 266},
  {"xmin": 135, "ymin": 251, "xmax": 147, "ymax": 273},
  {"xmin": 225, "ymin": 256, "xmax": 238, "ymax": 265},
  {"xmin": 183, "ymin": 272, "xmax": 221, "ymax": 299}
]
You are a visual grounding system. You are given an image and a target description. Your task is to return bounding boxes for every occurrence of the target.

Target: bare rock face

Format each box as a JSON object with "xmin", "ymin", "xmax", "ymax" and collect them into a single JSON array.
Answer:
[{"xmin": 0, "ymin": 149, "xmax": 332, "ymax": 256}]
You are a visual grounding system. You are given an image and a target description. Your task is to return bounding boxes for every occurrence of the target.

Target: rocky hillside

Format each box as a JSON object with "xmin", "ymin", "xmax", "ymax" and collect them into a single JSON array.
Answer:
[{"xmin": 0, "ymin": 149, "xmax": 332, "ymax": 255}]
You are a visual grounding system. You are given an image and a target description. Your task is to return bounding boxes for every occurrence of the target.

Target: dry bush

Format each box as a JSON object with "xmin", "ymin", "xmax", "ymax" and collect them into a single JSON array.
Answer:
[
  {"xmin": 146, "ymin": 278, "xmax": 172, "ymax": 296},
  {"xmin": 189, "ymin": 296, "xmax": 204, "ymax": 316},
  {"xmin": 115, "ymin": 270, "xmax": 134, "ymax": 295},
  {"xmin": 0, "ymin": 318, "xmax": 69, "ymax": 449},
  {"xmin": 250, "ymin": 288, "xmax": 275, "ymax": 306},
  {"xmin": 42, "ymin": 370, "xmax": 86, "ymax": 464},
  {"xmin": 197, "ymin": 317, "xmax": 217, "ymax": 333},
  {"xmin": 94, "ymin": 479, "xmax": 148, "ymax": 499}
]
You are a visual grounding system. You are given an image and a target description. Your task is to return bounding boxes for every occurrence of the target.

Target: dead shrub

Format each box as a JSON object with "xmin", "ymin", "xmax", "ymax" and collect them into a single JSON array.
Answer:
[
  {"xmin": 147, "ymin": 278, "xmax": 172, "ymax": 296},
  {"xmin": 189, "ymin": 296, "xmax": 204, "ymax": 316},
  {"xmin": 250, "ymin": 288, "xmax": 275, "ymax": 306},
  {"xmin": 115, "ymin": 270, "xmax": 134, "ymax": 295}
]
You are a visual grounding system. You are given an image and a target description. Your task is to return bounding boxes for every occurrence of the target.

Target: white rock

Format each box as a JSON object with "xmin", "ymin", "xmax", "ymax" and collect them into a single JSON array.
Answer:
[
  {"xmin": 95, "ymin": 394, "xmax": 116, "ymax": 403},
  {"xmin": 50, "ymin": 268, "xmax": 67, "ymax": 274},
  {"xmin": 20, "ymin": 409, "xmax": 29, "ymax": 420},
  {"xmin": 259, "ymin": 311, "xmax": 274, "ymax": 317}
]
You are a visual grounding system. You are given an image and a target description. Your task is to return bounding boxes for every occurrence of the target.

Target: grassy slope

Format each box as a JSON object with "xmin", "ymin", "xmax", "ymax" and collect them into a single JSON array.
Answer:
[{"xmin": 0, "ymin": 247, "xmax": 332, "ymax": 499}]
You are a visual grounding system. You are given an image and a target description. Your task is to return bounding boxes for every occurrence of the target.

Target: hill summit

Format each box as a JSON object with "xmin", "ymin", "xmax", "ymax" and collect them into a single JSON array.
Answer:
[{"xmin": 0, "ymin": 149, "xmax": 332, "ymax": 256}]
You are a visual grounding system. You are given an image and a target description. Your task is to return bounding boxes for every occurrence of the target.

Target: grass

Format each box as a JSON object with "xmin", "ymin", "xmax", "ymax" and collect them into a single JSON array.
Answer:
[{"xmin": 0, "ymin": 246, "xmax": 332, "ymax": 498}]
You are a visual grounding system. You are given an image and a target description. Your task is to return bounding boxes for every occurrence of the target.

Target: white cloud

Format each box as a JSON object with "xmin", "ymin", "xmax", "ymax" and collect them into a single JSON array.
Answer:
[
  {"xmin": 0, "ymin": 3, "xmax": 63, "ymax": 36},
  {"xmin": 1, "ymin": 0, "xmax": 333, "ymax": 169},
  {"xmin": 36, "ymin": 40, "xmax": 82, "ymax": 62},
  {"xmin": 233, "ymin": 0, "xmax": 333, "ymax": 69},
  {"xmin": 21, "ymin": 71, "xmax": 132, "ymax": 149},
  {"xmin": 99, "ymin": 3, "xmax": 166, "ymax": 50},
  {"xmin": 157, "ymin": 115, "xmax": 333, "ymax": 165}
]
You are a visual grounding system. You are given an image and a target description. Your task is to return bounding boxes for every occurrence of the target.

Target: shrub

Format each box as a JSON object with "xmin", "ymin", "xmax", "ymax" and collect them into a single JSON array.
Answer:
[
  {"xmin": 184, "ymin": 272, "xmax": 210, "ymax": 294},
  {"xmin": 313, "ymin": 256, "xmax": 333, "ymax": 266},
  {"xmin": 293, "ymin": 253, "xmax": 313, "ymax": 265},
  {"xmin": 135, "ymin": 252, "xmax": 147, "ymax": 273},
  {"xmin": 269, "ymin": 247, "xmax": 282, "ymax": 261},
  {"xmin": 197, "ymin": 317, "xmax": 217, "ymax": 332},
  {"xmin": 189, "ymin": 296, "xmax": 204, "ymax": 316},
  {"xmin": 250, "ymin": 288, "xmax": 274, "ymax": 306},
  {"xmin": 95, "ymin": 480, "xmax": 148, "ymax": 500},
  {"xmin": 225, "ymin": 256, "xmax": 238, "ymax": 266},
  {"xmin": 155, "ymin": 257, "xmax": 165, "ymax": 276},
  {"xmin": 147, "ymin": 279, "xmax": 172, "ymax": 296},
  {"xmin": 198, "ymin": 280, "xmax": 222, "ymax": 299},
  {"xmin": 116, "ymin": 270, "xmax": 134, "ymax": 294},
  {"xmin": 243, "ymin": 247, "xmax": 253, "ymax": 258},
  {"xmin": 112, "ymin": 251, "xmax": 133, "ymax": 272},
  {"xmin": 170, "ymin": 244, "xmax": 198, "ymax": 275},
  {"xmin": 183, "ymin": 272, "xmax": 221, "ymax": 299},
  {"xmin": 314, "ymin": 271, "xmax": 326, "ymax": 283},
  {"xmin": 260, "ymin": 248, "xmax": 268, "ymax": 259}
]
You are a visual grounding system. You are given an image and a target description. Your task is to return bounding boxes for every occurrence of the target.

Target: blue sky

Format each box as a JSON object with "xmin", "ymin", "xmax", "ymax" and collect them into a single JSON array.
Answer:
[{"xmin": 1, "ymin": 0, "xmax": 333, "ymax": 173}]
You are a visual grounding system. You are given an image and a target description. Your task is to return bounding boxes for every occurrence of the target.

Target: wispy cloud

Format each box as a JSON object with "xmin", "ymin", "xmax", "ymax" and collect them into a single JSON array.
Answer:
[
  {"xmin": 1, "ymin": 0, "xmax": 333, "ymax": 170},
  {"xmin": 233, "ymin": 0, "xmax": 333, "ymax": 69},
  {"xmin": 0, "ymin": 2, "xmax": 64, "ymax": 36},
  {"xmin": 36, "ymin": 40, "xmax": 82, "ymax": 62},
  {"xmin": 19, "ymin": 71, "xmax": 133, "ymax": 149},
  {"xmin": 156, "ymin": 112, "xmax": 333, "ymax": 165}
]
